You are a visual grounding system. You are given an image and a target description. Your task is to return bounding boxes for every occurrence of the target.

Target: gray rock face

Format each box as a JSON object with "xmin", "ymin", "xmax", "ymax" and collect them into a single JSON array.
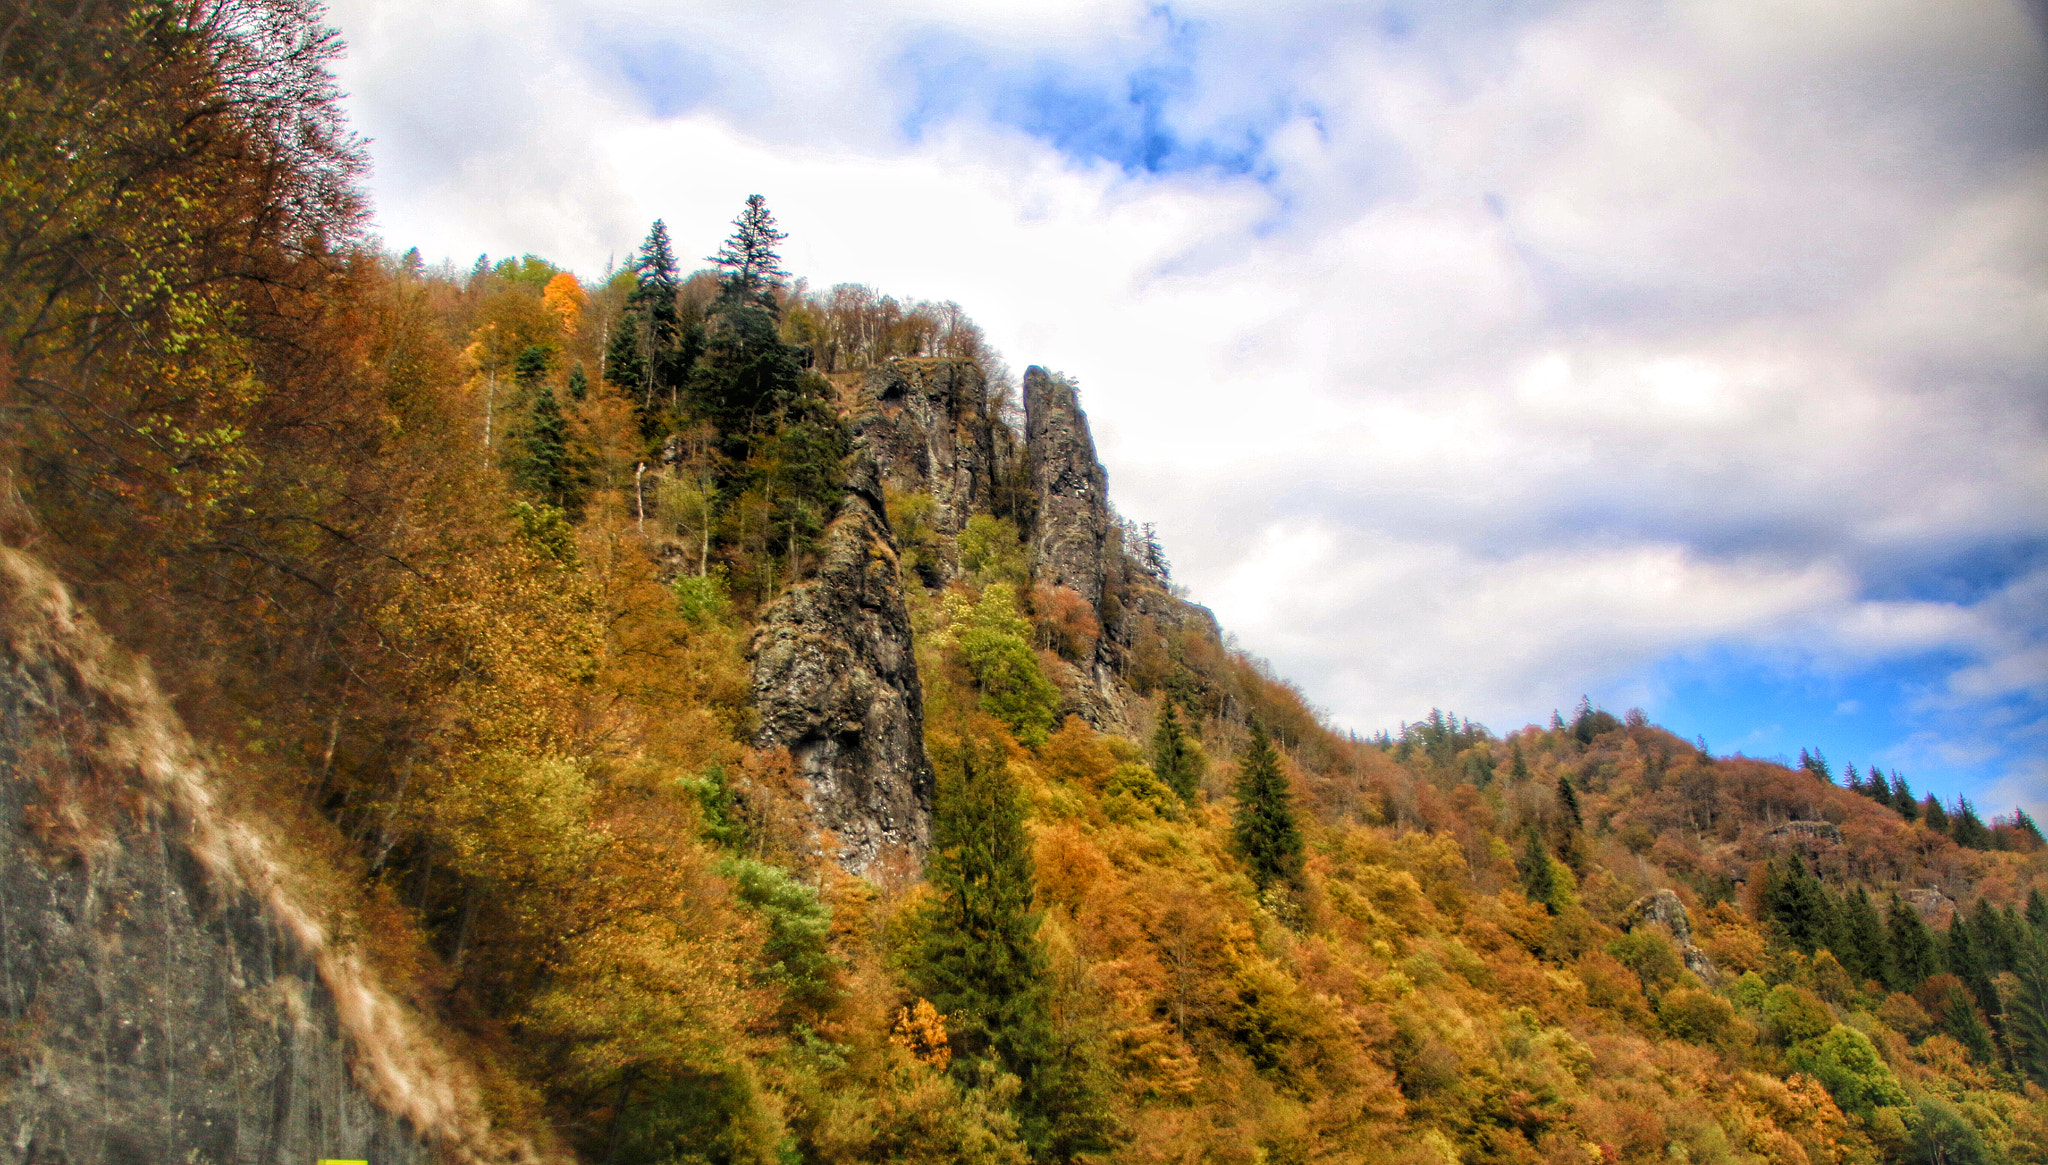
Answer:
[
  {"xmin": 853, "ymin": 358, "xmax": 999, "ymax": 545},
  {"xmin": 1625, "ymin": 889, "xmax": 1717, "ymax": 983},
  {"xmin": 1766, "ymin": 820, "xmax": 1843, "ymax": 844},
  {"xmin": 1023, "ymin": 366, "xmax": 1112, "ymax": 608},
  {"xmin": 0, "ymin": 551, "xmax": 539, "ymax": 1165},
  {"xmin": 1901, "ymin": 887, "xmax": 1955, "ymax": 926},
  {"xmin": 749, "ymin": 453, "xmax": 934, "ymax": 875}
]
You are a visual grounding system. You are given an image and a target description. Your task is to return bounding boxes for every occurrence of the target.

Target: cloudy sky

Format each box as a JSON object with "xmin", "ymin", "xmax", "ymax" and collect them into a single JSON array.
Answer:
[{"xmin": 324, "ymin": 0, "xmax": 2048, "ymax": 813}]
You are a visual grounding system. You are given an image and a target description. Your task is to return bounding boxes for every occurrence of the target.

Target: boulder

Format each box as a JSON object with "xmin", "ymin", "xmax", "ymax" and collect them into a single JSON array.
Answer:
[{"xmin": 1625, "ymin": 889, "xmax": 1718, "ymax": 982}]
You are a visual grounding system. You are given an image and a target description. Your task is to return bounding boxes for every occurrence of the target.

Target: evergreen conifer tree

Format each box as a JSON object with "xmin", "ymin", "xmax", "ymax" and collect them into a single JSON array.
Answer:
[
  {"xmin": 917, "ymin": 741, "xmax": 1108, "ymax": 1161},
  {"xmin": 513, "ymin": 382, "xmax": 579, "ymax": 512},
  {"xmin": 1518, "ymin": 828, "xmax": 1558, "ymax": 913},
  {"xmin": 1950, "ymin": 799, "xmax": 1992, "ymax": 849},
  {"xmin": 1231, "ymin": 722, "xmax": 1304, "ymax": 892},
  {"xmin": 1510, "ymin": 740, "xmax": 1530, "ymax": 782},
  {"xmin": 710, "ymin": 194, "xmax": 791, "ymax": 304},
  {"xmin": 1152, "ymin": 702, "xmax": 1197, "ymax": 802},
  {"xmin": 567, "ymin": 363, "xmax": 588, "ymax": 402},
  {"xmin": 1838, "ymin": 888, "xmax": 1889, "ymax": 985},
  {"xmin": 604, "ymin": 316, "xmax": 646, "ymax": 399},
  {"xmin": 1887, "ymin": 894, "xmax": 1939, "ymax": 989},
  {"xmin": 1891, "ymin": 773, "xmax": 1918, "ymax": 821},
  {"xmin": 1944, "ymin": 921, "xmax": 1998, "ymax": 1017},
  {"xmin": 1922, "ymin": 795, "xmax": 1950, "ymax": 834},
  {"xmin": 1968, "ymin": 899, "xmax": 2017, "ymax": 975},
  {"xmin": 627, "ymin": 220, "xmax": 683, "ymax": 425},
  {"xmin": 2010, "ymin": 932, "xmax": 2048, "ymax": 1088},
  {"xmin": 1841, "ymin": 762, "xmax": 1861, "ymax": 794},
  {"xmin": 1863, "ymin": 768, "xmax": 1891, "ymax": 803},
  {"xmin": 1763, "ymin": 855, "xmax": 1835, "ymax": 954},
  {"xmin": 1556, "ymin": 773, "xmax": 1582, "ymax": 831},
  {"xmin": 2015, "ymin": 808, "xmax": 2044, "ymax": 848},
  {"xmin": 2031, "ymin": 889, "xmax": 2048, "ymax": 934}
]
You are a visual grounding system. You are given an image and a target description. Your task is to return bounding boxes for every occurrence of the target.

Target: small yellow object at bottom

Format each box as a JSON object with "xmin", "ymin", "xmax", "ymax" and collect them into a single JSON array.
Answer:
[{"xmin": 317, "ymin": 1160, "xmax": 368, "ymax": 1164}]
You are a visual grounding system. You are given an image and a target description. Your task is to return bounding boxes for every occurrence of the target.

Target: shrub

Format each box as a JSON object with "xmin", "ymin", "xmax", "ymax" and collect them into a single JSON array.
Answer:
[
  {"xmin": 1764, "ymin": 985, "xmax": 1834, "ymax": 1045},
  {"xmin": 1659, "ymin": 987, "xmax": 1742, "ymax": 1050},
  {"xmin": 1786, "ymin": 1025, "xmax": 1909, "ymax": 1119}
]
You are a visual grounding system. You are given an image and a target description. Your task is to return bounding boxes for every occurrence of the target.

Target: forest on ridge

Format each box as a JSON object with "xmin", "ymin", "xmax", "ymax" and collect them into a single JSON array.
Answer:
[{"xmin": 3, "ymin": 4, "xmax": 2047, "ymax": 1165}]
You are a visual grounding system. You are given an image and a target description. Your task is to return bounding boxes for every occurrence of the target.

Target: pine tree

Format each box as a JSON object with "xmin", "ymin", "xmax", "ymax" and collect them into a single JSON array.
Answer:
[
  {"xmin": 1838, "ymin": 887, "xmax": 1889, "ymax": 985},
  {"xmin": 710, "ymin": 193, "xmax": 790, "ymax": 304},
  {"xmin": 1862, "ymin": 768, "xmax": 1891, "ymax": 803},
  {"xmin": 1950, "ymin": 798, "xmax": 1992, "ymax": 849},
  {"xmin": 2028, "ymin": 888, "xmax": 2048, "ymax": 934},
  {"xmin": 628, "ymin": 220, "xmax": 683, "ymax": 424},
  {"xmin": 567, "ymin": 363, "xmax": 588, "ymax": 402},
  {"xmin": 1922, "ymin": 795, "xmax": 1950, "ymax": 834},
  {"xmin": 1944, "ymin": 921, "xmax": 1998, "ymax": 1017},
  {"xmin": 2015, "ymin": 808, "xmax": 2044, "ymax": 848},
  {"xmin": 1556, "ymin": 773, "xmax": 1583, "ymax": 831},
  {"xmin": 513, "ymin": 382, "xmax": 580, "ymax": 512},
  {"xmin": 918, "ymin": 740, "xmax": 1046, "ymax": 1060},
  {"xmin": 1763, "ymin": 855, "xmax": 1836, "ymax": 954},
  {"xmin": 1152, "ymin": 702, "xmax": 1197, "ymax": 802},
  {"xmin": 1841, "ymin": 762, "xmax": 1861, "ymax": 794},
  {"xmin": 513, "ymin": 342, "xmax": 552, "ymax": 388},
  {"xmin": 604, "ymin": 315, "xmax": 646, "ymax": 399},
  {"xmin": 1510, "ymin": 740, "xmax": 1530, "ymax": 782},
  {"xmin": 917, "ymin": 741, "xmax": 1109, "ymax": 1161},
  {"xmin": 1231, "ymin": 722, "xmax": 1304, "ymax": 892},
  {"xmin": 2010, "ymin": 931, "xmax": 2048, "ymax": 1088},
  {"xmin": 1891, "ymin": 773, "xmax": 1918, "ymax": 821},
  {"xmin": 1967, "ymin": 899, "xmax": 2016, "ymax": 975},
  {"xmin": 1887, "ymin": 894, "xmax": 1938, "ymax": 989},
  {"xmin": 1518, "ymin": 828, "xmax": 1558, "ymax": 913}
]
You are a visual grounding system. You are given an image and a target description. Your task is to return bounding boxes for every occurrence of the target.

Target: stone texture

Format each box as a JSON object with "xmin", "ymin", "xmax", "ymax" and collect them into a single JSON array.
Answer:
[
  {"xmin": 1901, "ymin": 887, "xmax": 1955, "ymax": 927},
  {"xmin": 1023, "ymin": 366, "xmax": 1111, "ymax": 609},
  {"xmin": 1766, "ymin": 820, "xmax": 1843, "ymax": 844},
  {"xmin": 852, "ymin": 358, "xmax": 999, "ymax": 547},
  {"xmin": 748, "ymin": 450, "xmax": 934, "ymax": 875},
  {"xmin": 0, "ymin": 551, "xmax": 540, "ymax": 1165},
  {"xmin": 1625, "ymin": 889, "xmax": 1718, "ymax": 983}
]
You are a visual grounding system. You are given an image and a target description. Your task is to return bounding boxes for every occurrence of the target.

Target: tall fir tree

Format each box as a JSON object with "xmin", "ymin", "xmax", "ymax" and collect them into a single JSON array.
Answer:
[
  {"xmin": 2010, "ymin": 932, "xmax": 2048, "ymax": 1088},
  {"xmin": 1922, "ymin": 795, "xmax": 1951, "ymax": 834},
  {"xmin": 1887, "ymin": 894, "xmax": 1939, "ymax": 989},
  {"xmin": 1862, "ymin": 767, "xmax": 1891, "ymax": 803},
  {"xmin": 1509, "ymin": 740, "xmax": 1530, "ymax": 782},
  {"xmin": 627, "ymin": 220, "xmax": 683, "ymax": 426},
  {"xmin": 1518, "ymin": 828, "xmax": 1558, "ymax": 913},
  {"xmin": 512, "ymin": 382, "xmax": 580, "ymax": 513},
  {"xmin": 1950, "ymin": 799, "xmax": 1992, "ymax": 849},
  {"xmin": 1969, "ymin": 898, "xmax": 2018, "ymax": 975},
  {"xmin": 710, "ymin": 193, "xmax": 791, "ymax": 305},
  {"xmin": 1837, "ymin": 887, "xmax": 1889, "ymax": 985},
  {"xmin": 916, "ymin": 741, "xmax": 1108, "ymax": 1162},
  {"xmin": 1231, "ymin": 721, "xmax": 1304, "ymax": 893},
  {"xmin": 1152, "ymin": 702, "xmax": 1197, "ymax": 803},
  {"xmin": 1763, "ymin": 855, "xmax": 1836, "ymax": 955},
  {"xmin": 2030, "ymin": 888, "xmax": 2048, "ymax": 934},
  {"xmin": 1891, "ymin": 773, "xmax": 1919, "ymax": 821},
  {"xmin": 1943, "ymin": 921, "xmax": 1998, "ymax": 1018}
]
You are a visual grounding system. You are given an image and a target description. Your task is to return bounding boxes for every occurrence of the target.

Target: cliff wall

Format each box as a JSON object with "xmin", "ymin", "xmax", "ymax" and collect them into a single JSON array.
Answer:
[
  {"xmin": 747, "ymin": 452, "xmax": 934, "ymax": 875},
  {"xmin": 0, "ymin": 550, "xmax": 549, "ymax": 1165}
]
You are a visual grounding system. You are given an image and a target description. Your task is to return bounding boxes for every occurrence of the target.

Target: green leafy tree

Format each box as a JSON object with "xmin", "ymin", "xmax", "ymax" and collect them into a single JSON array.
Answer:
[
  {"xmin": 1786, "ymin": 1025, "xmax": 1909, "ymax": 1119},
  {"xmin": 952, "ymin": 585, "xmax": 1060, "ymax": 747},
  {"xmin": 1231, "ymin": 721, "xmax": 1304, "ymax": 893},
  {"xmin": 1152, "ymin": 702, "xmax": 1198, "ymax": 802}
]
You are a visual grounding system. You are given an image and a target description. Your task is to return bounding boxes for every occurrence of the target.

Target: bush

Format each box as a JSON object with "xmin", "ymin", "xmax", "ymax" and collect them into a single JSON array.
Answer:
[
  {"xmin": 958, "ymin": 515, "xmax": 1027, "ymax": 585},
  {"xmin": 952, "ymin": 585, "xmax": 1059, "ymax": 746},
  {"xmin": 1764, "ymin": 985, "xmax": 1834, "ymax": 1045},
  {"xmin": 1608, "ymin": 930, "xmax": 1686, "ymax": 996},
  {"xmin": 1658, "ymin": 987, "xmax": 1742, "ymax": 1050},
  {"xmin": 1787, "ymin": 1025, "xmax": 1909, "ymax": 1118}
]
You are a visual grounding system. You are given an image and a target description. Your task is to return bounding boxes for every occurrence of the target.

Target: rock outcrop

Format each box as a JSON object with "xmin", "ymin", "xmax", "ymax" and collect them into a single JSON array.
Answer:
[
  {"xmin": 1900, "ymin": 887, "xmax": 1955, "ymax": 927},
  {"xmin": 1023, "ymin": 366, "xmax": 1112, "ymax": 608},
  {"xmin": 0, "ymin": 550, "xmax": 548, "ymax": 1165},
  {"xmin": 748, "ymin": 451, "xmax": 934, "ymax": 875},
  {"xmin": 1766, "ymin": 820, "xmax": 1842, "ymax": 845},
  {"xmin": 1624, "ymin": 889, "xmax": 1717, "ymax": 982},
  {"xmin": 853, "ymin": 358, "xmax": 1001, "ymax": 548}
]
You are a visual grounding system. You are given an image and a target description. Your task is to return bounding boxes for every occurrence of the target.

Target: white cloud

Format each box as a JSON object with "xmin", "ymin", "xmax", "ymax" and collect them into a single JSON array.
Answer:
[{"xmin": 324, "ymin": 0, "xmax": 2048, "ymax": 800}]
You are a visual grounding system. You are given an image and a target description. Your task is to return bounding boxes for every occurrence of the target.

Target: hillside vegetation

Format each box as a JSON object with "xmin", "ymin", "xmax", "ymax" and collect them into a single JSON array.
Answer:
[{"xmin": 3, "ymin": 5, "xmax": 2046, "ymax": 1165}]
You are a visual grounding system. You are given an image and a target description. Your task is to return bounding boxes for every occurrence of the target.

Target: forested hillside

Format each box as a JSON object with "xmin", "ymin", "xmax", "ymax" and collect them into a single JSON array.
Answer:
[{"xmin": 2, "ymin": 4, "xmax": 2046, "ymax": 1165}]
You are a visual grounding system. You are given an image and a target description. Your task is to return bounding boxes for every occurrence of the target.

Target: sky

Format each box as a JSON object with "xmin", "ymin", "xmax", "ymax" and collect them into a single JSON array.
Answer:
[{"xmin": 322, "ymin": 0, "xmax": 2048, "ymax": 815}]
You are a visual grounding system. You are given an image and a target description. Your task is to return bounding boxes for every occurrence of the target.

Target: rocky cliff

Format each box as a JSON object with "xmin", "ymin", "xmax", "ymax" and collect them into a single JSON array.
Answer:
[
  {"xmin": 0, "ymin": 550, "xmax": 548, "ymax": 1165},
  {"xmin": 1022, "ymin": 366, "xmax": 1112, "ymax": 609},
  {"xmin": 852, "ymin": 359, "xmax": 1001, "ymax": 550},
  {"xmin": 747, "ymin": 451, "xmax": 934, "ymax": 876}
]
